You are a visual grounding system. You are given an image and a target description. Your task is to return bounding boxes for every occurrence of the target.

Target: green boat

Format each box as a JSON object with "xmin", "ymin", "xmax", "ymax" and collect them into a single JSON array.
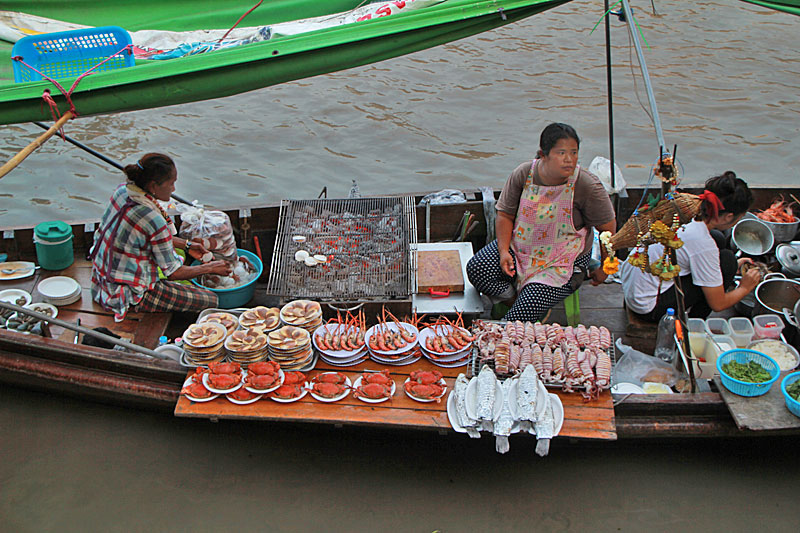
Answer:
[{"xmin": 0, "ymin": 0, "xmax": 575, "ymax": 126}]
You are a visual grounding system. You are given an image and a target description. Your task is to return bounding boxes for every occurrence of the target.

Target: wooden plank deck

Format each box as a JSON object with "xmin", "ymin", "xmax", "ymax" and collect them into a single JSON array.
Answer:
[
  {"xmin": 1, "ymin": 257, "xmax": 170, "ymax": 348},
  {"xmin": 175, "ymin": 357, "xmax": 617, "ymax": 440}
]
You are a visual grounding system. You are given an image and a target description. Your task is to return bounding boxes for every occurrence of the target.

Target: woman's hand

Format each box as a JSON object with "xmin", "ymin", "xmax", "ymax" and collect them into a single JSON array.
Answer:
[
  {"xmin": 499, "ymin": 250, "xmax": 516, "ymax": 277},
  {"xmin": 740, "ymin": 268, "xmax": 762, "ymax": 292},
  {"xmin": 187, "ymin": 238, "xmax": 213, "ymax": 262},
  {"xmin": 205, "ymin": 260, "xmax": 232, "ymax": 276},
  {"xmin": 589, "ymin": 267, "xmax": 608, "ymax": 286}
]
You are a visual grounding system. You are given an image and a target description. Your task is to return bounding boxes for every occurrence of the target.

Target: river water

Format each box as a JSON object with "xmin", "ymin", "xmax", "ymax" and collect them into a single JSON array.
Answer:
[{"xmin": 0, "ymin": 0, "xmax": 798, "ymax": 226}]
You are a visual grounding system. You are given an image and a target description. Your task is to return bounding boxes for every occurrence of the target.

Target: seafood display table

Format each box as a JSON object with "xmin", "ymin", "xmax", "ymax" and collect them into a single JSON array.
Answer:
[{"xmin": 174, "ymin": 359, "xmax": 617, "ymax": 440}]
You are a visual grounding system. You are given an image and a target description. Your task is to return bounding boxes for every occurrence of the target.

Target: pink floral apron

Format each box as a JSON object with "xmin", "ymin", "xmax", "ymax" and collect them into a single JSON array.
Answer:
[{"xmin": 510, "ymin": 159, "xmax": 587, "ymax": 289}]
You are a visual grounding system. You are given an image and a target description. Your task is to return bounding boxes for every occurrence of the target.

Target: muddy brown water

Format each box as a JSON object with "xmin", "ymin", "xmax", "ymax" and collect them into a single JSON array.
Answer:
[{"xmin": 1, "ymin": 386, "xmax": 799, "ymax": 531}]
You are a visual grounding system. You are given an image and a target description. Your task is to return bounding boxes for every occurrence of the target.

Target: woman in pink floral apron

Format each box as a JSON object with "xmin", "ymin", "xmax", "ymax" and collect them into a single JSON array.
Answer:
[{"xmin": 467, "ymin": 123, "xmax": 617, "ymax": 322}]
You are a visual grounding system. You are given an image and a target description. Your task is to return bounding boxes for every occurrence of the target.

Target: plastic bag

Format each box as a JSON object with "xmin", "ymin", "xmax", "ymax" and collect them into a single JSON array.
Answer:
[
  {"xmin": 613, "ymin": 339, "xmax": 684, "ymax": 387},
  {"xmin": 418, "ymin": 189, "xmax": 467, "ymax": 206},
  {"xmin": 176, "ymin": 202, "xmax": 237, "ymax": 261},
  {"xmin": 588, "ymin": 156, "xmax": 626, "ymax": 195}
]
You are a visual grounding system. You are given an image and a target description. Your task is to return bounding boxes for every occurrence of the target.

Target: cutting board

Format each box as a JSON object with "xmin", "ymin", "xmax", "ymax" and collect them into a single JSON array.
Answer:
[
  {"xmin": 417, "ymin": 250, "xmax": 464, "ymax": 294},
  {"xmin": 714, "ymin": 372, "xmax": 800, "ymax": 432}
]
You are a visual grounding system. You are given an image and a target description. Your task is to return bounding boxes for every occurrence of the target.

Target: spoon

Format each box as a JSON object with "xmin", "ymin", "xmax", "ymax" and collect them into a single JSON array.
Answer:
[{"xmin": 1, "ymin": 266, "xmax": 39, "ymax": 275}]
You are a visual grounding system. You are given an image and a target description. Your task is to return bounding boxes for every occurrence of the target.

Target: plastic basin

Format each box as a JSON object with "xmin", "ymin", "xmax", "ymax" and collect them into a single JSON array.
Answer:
[
  {"xmin": 716, "ymin": 349, "xmax": 779, "ymax": 397},
  {"xmin": 780, "ymin": 372, "xmax": 800, "ymax": 418},
  {"xmin": 191, "ymin": 249, "xmax": 262, "ymax": 309}
]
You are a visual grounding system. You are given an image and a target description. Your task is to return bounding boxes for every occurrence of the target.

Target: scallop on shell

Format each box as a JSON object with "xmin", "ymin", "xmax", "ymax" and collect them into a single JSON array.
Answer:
[
  {"xmin": 294, "ymin": 250, "xmax": 310, "ymax": 262},
  {"xmin": 313, "ymin": 254, "xmax": 328, "ymax": 263},
  {"xmin": 304, "ymin": 256, "xmax": 318, "ymax": 267}
]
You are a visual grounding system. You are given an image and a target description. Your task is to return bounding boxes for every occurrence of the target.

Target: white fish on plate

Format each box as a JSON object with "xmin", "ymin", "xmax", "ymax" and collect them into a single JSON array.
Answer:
[
  {"xmin": 454, "ymin": 374, "xmax": 479, "ymax": 438},
  {"xmin": 494, "ymin": 378, "xmax": 515, "ymax": 454},
  {"xmin": 516, "ymin": 365, "xmax": 539, "ymax": 434},
  {"xmin": 534, "ymin": 390, "xmax": 555, "ymax": 457},
  {"xmin": 475, "ymin": 365, "xmax": 497, "ymax": 432}
]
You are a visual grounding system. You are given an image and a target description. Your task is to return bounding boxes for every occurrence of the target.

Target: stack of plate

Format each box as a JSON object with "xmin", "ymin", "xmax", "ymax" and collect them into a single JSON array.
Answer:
[
  {"xmin": 238, "ymin": 306, "xmax": 281, "ymax": 333},
  {"xmin": 183, "ymin": 322, "xmax": 227, "ymax": 365},
  {"xmin": 280, "ymin": 300, "xmax": 323, "ymax": 334},
  {"xmin": 418, "ymin": 325, "xmax": 472, "ymax": 368},
  {"xmin": 224, "ymin": 329, "xmax": 269, "ymax": 364},
  {"xmin": 364, "ymin": 322, "xmax": 421, "ymax": 366},
  {"xmin": 312, "ymin": 324, "xmax": 369, "ymax": 367},
  {"xmin": 198, "ymin": 311, "xmax": 240, "ymax": 336},
  {"xmin": 36, "ymin": 276, "xmax": 82, "ymax": 306},
  {"xmin": 267, "ymin": 325, "xmax": 314, "ymax": 370}
]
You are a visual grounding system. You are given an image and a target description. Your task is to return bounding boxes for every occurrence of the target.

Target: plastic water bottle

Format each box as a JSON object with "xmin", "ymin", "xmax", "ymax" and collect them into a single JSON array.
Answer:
[{"xmin": 654, "ymin": 308, "xmax": 677, "ymax": 363}]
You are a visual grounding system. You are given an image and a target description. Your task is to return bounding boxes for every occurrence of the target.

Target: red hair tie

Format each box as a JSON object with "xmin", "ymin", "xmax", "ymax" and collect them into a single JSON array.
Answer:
[{"xmin": 698, "ymin": 190, "xmax": 725, "ymax": 219}]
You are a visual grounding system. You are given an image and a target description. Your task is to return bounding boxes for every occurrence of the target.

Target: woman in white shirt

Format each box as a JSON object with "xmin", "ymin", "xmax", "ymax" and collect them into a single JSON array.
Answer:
[{"xmin": 621, "ymin": 171, "xmax": 762, "ymax": 322}]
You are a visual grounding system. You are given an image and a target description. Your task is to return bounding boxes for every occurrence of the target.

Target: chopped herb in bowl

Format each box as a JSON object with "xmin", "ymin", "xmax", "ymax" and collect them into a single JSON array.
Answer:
[{"xmin": 721, "ymin": 360, "xmax": 772, "ymax": 383}]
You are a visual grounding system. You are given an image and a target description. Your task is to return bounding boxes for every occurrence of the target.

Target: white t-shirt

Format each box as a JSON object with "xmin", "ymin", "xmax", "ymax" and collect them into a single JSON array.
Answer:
[{"xmin": 621, "ymin": 220, "xmax": 723, "ymax": 314}]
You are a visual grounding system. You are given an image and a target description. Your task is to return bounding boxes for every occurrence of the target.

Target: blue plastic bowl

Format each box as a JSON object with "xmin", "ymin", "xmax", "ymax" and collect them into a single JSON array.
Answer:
[
  {"xmin": 716, "ymin": 349, "xmax": 780, "ymax": 397},
  {"xmin": 781, "ymin": 371, "xmax": 800, "ymax": 418},
  {"xmin": 191, "ymin": 249, "xmax": 262, "ymax": 309}
]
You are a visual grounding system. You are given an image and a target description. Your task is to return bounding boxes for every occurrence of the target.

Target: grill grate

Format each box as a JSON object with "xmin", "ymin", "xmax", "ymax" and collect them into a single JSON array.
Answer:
[{"xmin": 267, "ymin": 196, "xmax": 417, "ymax": 301}]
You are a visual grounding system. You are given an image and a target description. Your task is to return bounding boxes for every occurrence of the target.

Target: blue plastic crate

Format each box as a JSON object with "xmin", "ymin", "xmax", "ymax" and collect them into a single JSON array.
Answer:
[
  {"xmin": 12, "ymin": 26, "xmax": 134, "ymax": 83},
  {"xmin": 781, "ymin": 371, "xmax": 800, "ymax": 418},
  {"xmin": 716, "ymin": 349, "xmax": 779, "ymax": 397}
]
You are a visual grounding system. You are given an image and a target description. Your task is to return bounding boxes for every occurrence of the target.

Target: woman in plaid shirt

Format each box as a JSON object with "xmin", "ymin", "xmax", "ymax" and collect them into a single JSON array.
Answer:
[{"xmin": 91, "ymin": 153, "xmax": 231, "ymax": 321}]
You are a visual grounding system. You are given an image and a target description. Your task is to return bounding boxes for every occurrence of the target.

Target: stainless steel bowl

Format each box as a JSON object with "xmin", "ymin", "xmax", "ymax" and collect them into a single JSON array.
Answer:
[{"xmin": 732, "ymin": 218, "xmax": 774, "ymax": 256}]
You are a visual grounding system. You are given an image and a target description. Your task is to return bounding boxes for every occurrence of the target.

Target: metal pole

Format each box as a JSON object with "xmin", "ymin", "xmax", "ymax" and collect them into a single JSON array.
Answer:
[
  {"xmin": 604, "ymin": 0, "xmax": 616, "ymax": 193},
  {"xmin": 0, "ymin": 300, "xmax": 170, "ymax": 360},
  {"xmin": 619, "ymin": 0, "xmax": 666, "ymax": 152},
  {"xmin": 31, "ymin": 121, "xmax": 191, "ymax": 205}
]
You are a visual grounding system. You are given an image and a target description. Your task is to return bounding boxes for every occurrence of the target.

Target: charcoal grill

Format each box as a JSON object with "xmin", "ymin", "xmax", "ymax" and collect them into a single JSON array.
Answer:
[{"xmin": 267, "ymin": 196, "xmax": 417, "ymax": 302}]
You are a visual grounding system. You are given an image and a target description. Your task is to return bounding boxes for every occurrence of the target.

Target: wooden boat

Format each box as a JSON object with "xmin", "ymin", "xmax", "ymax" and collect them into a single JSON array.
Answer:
[{"xmin": 2, "ymin": 185, "xmax": 800, "ymax": 439}]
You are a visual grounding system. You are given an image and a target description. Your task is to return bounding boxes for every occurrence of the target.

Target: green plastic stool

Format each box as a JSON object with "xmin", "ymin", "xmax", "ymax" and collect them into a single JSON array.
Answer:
[{"xmin": 564, "ymin": 290, "xmax": 580, "ymax": 327}]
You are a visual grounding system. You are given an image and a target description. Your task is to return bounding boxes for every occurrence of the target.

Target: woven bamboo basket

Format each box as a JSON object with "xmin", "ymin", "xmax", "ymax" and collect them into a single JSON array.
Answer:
[{"xmin": 609, "ymin": 193, "xmax": 701, "ymax": 250}]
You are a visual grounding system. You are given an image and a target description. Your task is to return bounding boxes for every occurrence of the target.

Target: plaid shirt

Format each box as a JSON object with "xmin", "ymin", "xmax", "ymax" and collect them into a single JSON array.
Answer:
[{"xmin": 91, "ymin": 184, "xmax": 182, "ymax": 320}]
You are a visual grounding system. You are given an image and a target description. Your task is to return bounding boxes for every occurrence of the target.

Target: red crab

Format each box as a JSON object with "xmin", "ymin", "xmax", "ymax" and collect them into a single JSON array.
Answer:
[
  {"xmin": 244, "ymin": 372, "xmax": 280, "ymax": 390},
  {"xmin": 404, "ymin": 381, "xmax": 445, "ymax": 402},
  {"xmin": 206, "ymin": 372, "xmax": 242, "ymax": 390},
  {"xmin": 313, "ymin": 372, "xmax": 347, "ymax": 385},
  {"xmin": 283, "ymin": 371, "xmax": 306, "ymax": 386},
  {"xmin": 360, "ymin": 370, "xmax": 393, "ymax": 386},
  {"xmin": 247, "ymin": 361, "xmax": 281, "ymax": 375},
  {"xmin": 272, "ymin": 384, "xmax": 304, "ymax": 400},
  {"xmin": 353, "ymin": 382, "xmax": 392, "ymax": 400},
  {"xmin": 408, "ymin": 369, "xmax": 443, "ymax": 385},
  {"xmin": 228, "ymin": 387, "xmax": 260, "ymax": 402},
  {"xmin": 309, "ymin": 381, "xmax": 349, "ymax": 399},
  {"xmin": 208, "ymin": 361, "xmax": 242, "ymax": 375},
  {"xmin": 181, "ymin": 381, "xmax": 213, "ymax": 399}
]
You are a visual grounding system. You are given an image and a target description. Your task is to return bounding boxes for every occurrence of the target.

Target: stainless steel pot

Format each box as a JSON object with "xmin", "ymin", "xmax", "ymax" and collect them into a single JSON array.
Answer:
[
  {"xmin": 732, "ymin": 218, "xmax": 774, "ymax": 256},
  {"xmin": 754, "ymin": 274, "xmax": 800, "ymax": 316},
  {"xmin": 781, "ymin": 298, "xmax": 800, "ymax": 332},
  {"xmin": 734, "ymin": 272, "xmax": 783, "ymax": 317}
]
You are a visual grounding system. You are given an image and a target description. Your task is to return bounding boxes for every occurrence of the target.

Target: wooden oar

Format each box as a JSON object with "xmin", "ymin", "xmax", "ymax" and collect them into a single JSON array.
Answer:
[
  {"xmin": 0, "ymin": 299, "xmax": 170, "ymax": 360},
  {"xmin": 0, "ymin": 111, "xmax": 73, "ymax": 180}
]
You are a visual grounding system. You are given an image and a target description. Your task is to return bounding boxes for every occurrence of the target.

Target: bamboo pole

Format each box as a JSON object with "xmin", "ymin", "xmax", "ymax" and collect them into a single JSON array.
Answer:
[{"xmin": 0, "ymin": 111, "xmax": 74, "ymax": 179}]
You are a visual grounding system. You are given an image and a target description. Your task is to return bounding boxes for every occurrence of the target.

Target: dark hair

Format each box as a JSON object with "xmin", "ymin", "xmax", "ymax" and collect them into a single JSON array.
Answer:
[
  {"xmin": 700, "ymin": 170, "xmax": 753, "ymax": 219},
  {"xmin": 537, "ymin": 122, "xmax": 580, "ymax": 158},
  {"xmin": 123, "ymin": 153, "xmax": 176, "ymax": 191}
]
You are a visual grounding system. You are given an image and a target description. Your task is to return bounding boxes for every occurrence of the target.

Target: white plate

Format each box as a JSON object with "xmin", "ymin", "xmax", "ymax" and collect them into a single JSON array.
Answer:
[
  {"xmin": 0, "ymin": 288, "xmax": 32, "ymax": 306},
  {"xmin": 550, "ymin": 393, "xmax": 564, "ymax": 436},
  {"xmin": 226, "ymin": 391, "xmax": 263, "ymax": 405},
  {"xmin": 243, "ymin": 368, "xmax": 285, "ymax": 394},
  {"xmin": 309, "ymin": 375, "xmax": 352, "ymax": 402},
  {"xmin": 425, "ymin": 355, "xmax": 470, "ymax": 368},
  {"xmin": 611, "ymin": 382, "xmax": 645, "ymax": 394},
  {"xmin": 201, "ymin": 371, "xmax": 243, "ymax": 394},
  {"xmin": 418, "ymin": 325, "xmax": 473, "ymax": 354},
  {"xmin": 0, "ymin": 261, "xmax": 36, "ymax": 281},
  {"xmin": 312, "ymin": 323, "xmax": 363, "ymax": 358},
  {"xmin": 26, "ymin": 302, "xmax": 58, "ymax": 319},
  {"xmin": 319, "ymin": 347, "xmax": 368, "ymax": 363},
  {"xmin": 368, "ymin": 350, "xmax": 420, "ymax": 365},
  {"xmin": 420, "ymin": 345, "xmax": 471, "ymax": 363},
  {"xmin": 352, "ymin": 375, "xmax": 396, "ymax": 403},
  {"xmin": 319, "ymin": 353, "xmax": 369, "ymax": 367},
  {"xmin": 269, "ymin": 385, "xmax": 308, "ymax": 403},
  {"xmin": 36, "ymin": 276, "xmax": 80, "ymax": 299},
  {"xmin": 465, "ymin": 376, "xmax": 504, "ymax": 422},
  {"xmin": 446, "ymin": 391, "xmax": 467, "ymax": 434},
  {"xmin": 364, "ymin": 322, "xmax": 419, "ymax": 356},
  {"xmin": 403, "ymin": 377, "xmax": 447, "ymax": 403},
  {"xmin": 181, "ymin": 377, "xmax": 219, "ymax": 403}
]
